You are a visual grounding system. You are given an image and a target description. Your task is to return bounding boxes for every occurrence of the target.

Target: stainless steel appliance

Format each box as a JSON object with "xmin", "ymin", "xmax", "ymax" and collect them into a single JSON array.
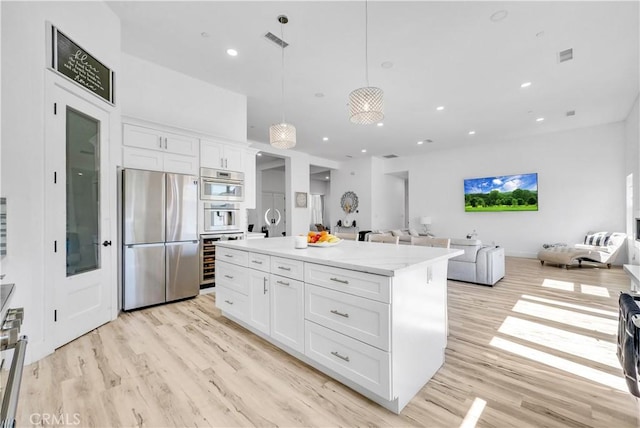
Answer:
[
  {"xmin": 0, "ymin": 283, "xmax": 27, "ymax": 428},
  {"xmin": 122, "ymin": 169, "xmax": 199, "ymax": 310},
  {"xmin": 200, "ymin": 232, "xmax": 244, "ymax": 288},
  {"xmin": 203, "ymin": 202, "xmax": 240, "ymax": 232},
  {"xmin": 200, "ymin": 168, "xmax": 244, "ymax": 201}
]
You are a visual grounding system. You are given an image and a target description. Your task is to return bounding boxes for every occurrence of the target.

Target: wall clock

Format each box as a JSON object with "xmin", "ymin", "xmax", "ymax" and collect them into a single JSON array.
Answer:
[{"xmin": 295, "ymin": 192, "xmax": 308, "ymax": 208}]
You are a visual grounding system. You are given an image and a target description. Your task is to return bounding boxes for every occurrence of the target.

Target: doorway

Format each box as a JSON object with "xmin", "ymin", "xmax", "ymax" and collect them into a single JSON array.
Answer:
[
  {"xmin": 45, "ymin": 80, "xmax": 113, "ymax": 349},
  {"xmin": 248, "ymin": 153, "xmax": 287, "ymax": 237}
]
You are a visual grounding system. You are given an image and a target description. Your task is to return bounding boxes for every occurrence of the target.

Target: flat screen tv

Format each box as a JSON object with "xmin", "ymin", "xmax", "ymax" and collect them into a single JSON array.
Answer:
[{"xmin": 464, "ymin": 173, "xmax": 538, "ymax": 212}]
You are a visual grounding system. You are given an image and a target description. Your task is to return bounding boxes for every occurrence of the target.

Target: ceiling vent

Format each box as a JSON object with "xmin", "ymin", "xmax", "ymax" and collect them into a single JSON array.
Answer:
[
  {"xmin": 566, "ymin": 110, "xmax": 576, "ymax": 117},
  {"xmin": 558, "ymin": 48, "xmax": 573, "ymax": 63},
  {"xmin": 264, "ymin": 32, "xmax": 289, "ymax": 48},
  {"xmin": 383, "ymin": 154, "xmax": 399, "ymax": 159}
]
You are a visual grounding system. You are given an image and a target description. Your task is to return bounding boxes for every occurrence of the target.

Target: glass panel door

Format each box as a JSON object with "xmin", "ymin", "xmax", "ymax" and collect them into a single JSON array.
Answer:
[{"xmin": 66, "ymin": 107, "xmax": 100, "ymax": 276}]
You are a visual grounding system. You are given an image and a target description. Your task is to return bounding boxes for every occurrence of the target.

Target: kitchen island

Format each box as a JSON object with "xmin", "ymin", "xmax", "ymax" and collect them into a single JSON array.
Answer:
[{"xmin": 214, "ymin": 236, "xmax": 462, "ymax": 413}]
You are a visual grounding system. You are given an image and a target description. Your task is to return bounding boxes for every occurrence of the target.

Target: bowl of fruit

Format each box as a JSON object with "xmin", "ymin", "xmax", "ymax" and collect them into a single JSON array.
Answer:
[{"xmin": 307, "ymin": 231, "xmax": 342, "ymax": 247}]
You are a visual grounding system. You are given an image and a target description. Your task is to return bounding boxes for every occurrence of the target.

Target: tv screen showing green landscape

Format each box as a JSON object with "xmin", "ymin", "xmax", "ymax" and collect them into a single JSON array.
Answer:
[{"xmin": 464, "ymin": 173, "xmax": 538, "ymax": 212}]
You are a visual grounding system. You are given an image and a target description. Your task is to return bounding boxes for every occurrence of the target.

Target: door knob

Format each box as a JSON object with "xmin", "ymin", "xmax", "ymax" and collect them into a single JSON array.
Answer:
[{"xmin": 102, "ymin": 240, "xmax": 112, "ymax": 247}]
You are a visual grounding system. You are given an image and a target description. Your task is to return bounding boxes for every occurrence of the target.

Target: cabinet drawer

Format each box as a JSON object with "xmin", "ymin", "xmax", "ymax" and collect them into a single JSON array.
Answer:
[
  {"xmin": 305, "ymin": 284, "xmax": 390, "ymax": 351},
  {"xmin": 249, "ymin": 252, "xmax": 270, "ymax": 273},
  {"xmin": 304, "ymin": 263, "xmax": 390, "ymax": 303},
  {"xmin": 305, "ymin": 321, "xmax": 391, "ymax": 400},
  {"xmin": 216, "ymin": 247, "xmax": 248, "ymax": 267},
  {"xmin": 215, "ymin": 261, "xmax": 249, "ymax": 295},
  {"xmin": 216, "ymin": 286, "xmax": 249, "ymax": 322},
  {"xmin": 271, "ymin": 256, "xmax": 304, "ymax": 281}
]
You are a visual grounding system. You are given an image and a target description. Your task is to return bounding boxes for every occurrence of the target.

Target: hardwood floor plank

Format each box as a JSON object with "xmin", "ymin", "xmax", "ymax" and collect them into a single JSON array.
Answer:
[{"xmin": 16, "ymin": 257, "xmax": 639, "ymax": 427}]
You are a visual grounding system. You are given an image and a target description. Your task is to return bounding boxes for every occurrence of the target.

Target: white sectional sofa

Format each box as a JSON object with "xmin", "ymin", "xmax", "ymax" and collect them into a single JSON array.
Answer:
[{"xmin": 447, "ymin": 239, "xmax": 505, "ymax": 286}]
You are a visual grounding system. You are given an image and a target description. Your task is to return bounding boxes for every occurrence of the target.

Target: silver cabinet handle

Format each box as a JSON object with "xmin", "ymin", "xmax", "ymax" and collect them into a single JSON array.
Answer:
[
  {"xmin": 278, "ymin": 266, "xmax": 291, "ymax": 271},
  {"xmin": 164, "ymin": 137, "xmax": 167, "ymax": 149},
  {"xmin": 330, "ymin": 309, "xmax": 349, "ymax": 318},
  {"xmin": 252, "ymin": 260, "xmax": 263, "ymax": 265},
  {"xmin": 225, "ymin": 158, "xmax": 228, "ymax": 169},
  {"xmin": 263, "ymin": 277, "xmax": 267, "ymax": 294},
  {"xmin": 159, "ymin": 136, "xmax": 163, "ymax": 148},
  {"xmin": 220, "ymin": 158, "xmax": 224, "ymax": 168},
  {"xmin": 225, "ymin": 254, "xmax": 233, "ymax": 258},
  {"xmin": 331, "ymin": 351, "xmax": 350, "ymax": 362},
  {"xmin": 224, "ymin": 275, "xmax": 233, "ymax": 279},
  {"xmin": 276, "ymin": 280, "xmax": 290, "ymax": 286},
  {"xmin": 330, "ymin": 277, "xmax": 349, "ymax": 284},
  {"xmin": 224, "ymin": 300, "xmax": 234, "ymax": 305}
]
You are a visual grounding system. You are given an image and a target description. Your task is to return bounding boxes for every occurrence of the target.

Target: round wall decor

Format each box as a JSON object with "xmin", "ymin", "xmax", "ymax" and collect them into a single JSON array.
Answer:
[{"xmin": 340, "ymin": 191, "xmax": 359, "ymax": 214}]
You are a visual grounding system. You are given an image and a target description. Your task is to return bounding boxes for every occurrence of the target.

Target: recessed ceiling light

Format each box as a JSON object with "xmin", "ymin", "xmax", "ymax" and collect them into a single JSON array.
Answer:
[
  {"xmin": 377, "ymin": 122, "xmax": 384, "ymax": 127},
  {"xmin": 322, "ymin": 137, "xmax": 329, "ymax": 141},
  {"xmin": 201, "ymin": 32, "xmax": 210, "ymax": 38},
  {"xmin": 536, "ymin": 117, "xmax": 545, "ymax": 122},
  {"xmin": 417, "ymin": 141, "xmax": 424, "ymax": 145},
  {"xmin": 381, "ymin": 61, "xmax": 394, "ymax": 69},
  {"xmin": 468, "ymin": 130, "xmax": 476, "ymax": 135},
  {"xmin": 361, "ymin": 149, "xmax": 367, "ymax": 153},
  {"xmin": 257, "ymin": 152, "xmax": 262, "ymax": 156},
  {"xmin": 520, "ymin": 82, "xmax": 532, "ymax": 88},
  {"xmin": 226, "ymin": 48, "xmax": 238, "ymax": 57},
  {"xmin": 436, "ymin": 106, "xmax": 445, "ymax": 111},
  {"xmin": 325, "ymin": 176, "xmax": 329, "ymax": 180},
  {"xmin": 490, "ymin": 10, "xmax": 508, "ymax": 22},
  {"xmin": 315, "ymin": 93, "xmax": 324, "ymax": 98}
]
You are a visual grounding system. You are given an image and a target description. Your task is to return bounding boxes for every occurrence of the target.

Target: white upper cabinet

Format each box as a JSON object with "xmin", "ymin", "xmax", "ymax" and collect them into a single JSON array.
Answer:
[
  {"xmin": 123, "ymin": 124, "xmax": 198, "ymax": 156},
  {"xmin": 122, "ymin": 124, "xmax": 198, "ymax": 175},
  {"xmin": 201, "ymin": 139, "xmax": 244, "ymax": 171}
]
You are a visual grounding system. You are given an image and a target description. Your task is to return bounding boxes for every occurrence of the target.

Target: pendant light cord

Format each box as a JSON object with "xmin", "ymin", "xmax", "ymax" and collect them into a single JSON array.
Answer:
[
  {"xmin": 365, "ymin": 0, "xmax": 369, "ymax": 87},
  {"xmin": 280, "ymin": 19, "xmax": 286, "ymax": 124}
]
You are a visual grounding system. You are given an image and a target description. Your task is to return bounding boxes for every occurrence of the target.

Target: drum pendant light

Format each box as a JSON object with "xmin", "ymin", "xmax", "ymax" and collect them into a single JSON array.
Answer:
[
  {"xmin": 349, "ymin": 0, "xmax": 384, "ymax": 124},
  {"xmin": 269, "ymin": 15, "xmax": 296, "ymax": 149}
]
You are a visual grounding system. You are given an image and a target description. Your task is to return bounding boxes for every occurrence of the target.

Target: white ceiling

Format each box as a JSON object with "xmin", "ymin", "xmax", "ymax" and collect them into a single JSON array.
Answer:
[{"xmin": 107, "ymin": 1, "xmax": 639, "ymax": 162}]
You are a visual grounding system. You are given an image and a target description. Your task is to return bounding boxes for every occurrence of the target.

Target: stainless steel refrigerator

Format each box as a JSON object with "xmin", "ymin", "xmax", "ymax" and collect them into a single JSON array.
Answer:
[{"xmin": 122, "ymin": 169, "xmax": 199, "ymax": 310}]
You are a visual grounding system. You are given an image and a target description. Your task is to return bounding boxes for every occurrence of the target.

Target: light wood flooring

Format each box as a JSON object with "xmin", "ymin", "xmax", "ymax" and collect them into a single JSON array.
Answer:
[{"xmin": 19, "ymin": 258, "xmax": 639, "ymax": 427}]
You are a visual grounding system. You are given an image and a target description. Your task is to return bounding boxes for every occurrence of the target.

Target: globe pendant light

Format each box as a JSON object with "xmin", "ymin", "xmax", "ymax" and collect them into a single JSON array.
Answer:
[
  {"xmin": 269, "ymin": 15, "xmax": 296, "ymax": 149},
  {"xmin": 349, "ymin": 0, "xmax": 384, "ymax": 124}
]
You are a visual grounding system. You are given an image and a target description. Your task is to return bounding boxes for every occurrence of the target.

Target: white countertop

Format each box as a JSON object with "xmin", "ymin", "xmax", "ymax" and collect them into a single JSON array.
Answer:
[{"xmin": 218, "ymin": 236, "xmax": 463, "ymax": 276}]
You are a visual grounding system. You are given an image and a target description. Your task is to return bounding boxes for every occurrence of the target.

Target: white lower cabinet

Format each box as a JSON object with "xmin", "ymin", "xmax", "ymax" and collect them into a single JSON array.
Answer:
[
  {"xmin": 248, "ymin": 269, "xmax": 270, "ymax": 335},
  {"xmin": 270, "ymin": 274, "xmax": 304, "ymax": 353},
  {"xmin": 216, "ymin": 286, "xmax": 249, "ymax": 323},
  {"xmin": 305, "ymin": 320, "xmax": 391, "ymax": 400}
]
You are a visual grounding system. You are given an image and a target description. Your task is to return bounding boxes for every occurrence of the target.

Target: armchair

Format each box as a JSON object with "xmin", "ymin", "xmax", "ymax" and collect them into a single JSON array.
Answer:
[{"xmin": 447, "ymin": 239, "xmax": 505, "ymax": 286}]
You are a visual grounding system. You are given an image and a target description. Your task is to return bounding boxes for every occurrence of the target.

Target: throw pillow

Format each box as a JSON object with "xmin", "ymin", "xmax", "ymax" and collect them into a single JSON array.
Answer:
[
  {"xmin": 584, "ymin": 232, "xmax": 612, "ymax": 246},
  {"xmin": 409, "ymin": 228, "xmax": 419, "ymax": 237},
  {"xmin": 391, "ymin": 229, "xmax": 404, "ymax": 237}
]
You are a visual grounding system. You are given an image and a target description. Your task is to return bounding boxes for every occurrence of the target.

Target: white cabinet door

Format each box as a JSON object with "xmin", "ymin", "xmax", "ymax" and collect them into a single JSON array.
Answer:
[
  {"xmin": 200, "ymin": 139, "xmax": 244, "ymax": 171},
  {"xmin": 223, "ymin": 144, "xmax": 244, "ymax": 171},
  {"xmin": 249, "ymin": 269, "xmax": 270, "ymax": 335},
  {"xmin": 123, "ymin": 124, "xmax": 164, "ymax": 151},
  {"xmin": 200, "ymin": 140, "xmax": 225, "ymax": 169},
  {"xmin": 163, "ymin": 152, "xmax": 199, "ymax": 175},
  {"xmin": 165, "ymin": 131, "xmax": 198, "ymax": 156},
  {"xmin": 123, "ymin": 146, "xmax": 164, "ymax": 171},
  {"xmin": 270, "ymin": 274, "xmax": 304, "ymax": 353}
]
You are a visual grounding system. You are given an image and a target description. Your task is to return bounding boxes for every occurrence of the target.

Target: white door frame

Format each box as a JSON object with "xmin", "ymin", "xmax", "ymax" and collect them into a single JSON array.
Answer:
[{"xmin": 43, "ymin": 72, "xmax": 118, "ymax": 353}]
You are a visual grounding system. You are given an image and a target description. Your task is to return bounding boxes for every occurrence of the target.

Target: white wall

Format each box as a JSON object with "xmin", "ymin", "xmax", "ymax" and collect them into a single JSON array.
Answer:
[
  {"xmin": 626, "ymin": 96, "xmax": 640, "ymax": 263},
  {"xmin": 1, "ymin": 1, "xmax": 121, "ymax": 363},
  {"xmin": 310, "ymin": 179, "xmax": 328, "ymax": 195},
  {"xmin": 261, "ymin": 169, "xmax": 285, "ymax": 193},
  {"xmin": 385, "ymin": 122, "xmax": 627, "ymax": 259},
  {"xmin": 121, "ymin": 53, "xmax": 246, "ymax": 142},
  {"xmin": 330, "ymin": 158, "xmax": 372, "ymax": 229}
]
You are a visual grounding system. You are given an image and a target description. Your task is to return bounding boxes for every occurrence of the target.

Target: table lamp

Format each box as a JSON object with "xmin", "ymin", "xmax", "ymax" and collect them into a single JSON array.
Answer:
[{"xmin": 420, "ymin": 216, "xmax": 432, "ymax": 234}]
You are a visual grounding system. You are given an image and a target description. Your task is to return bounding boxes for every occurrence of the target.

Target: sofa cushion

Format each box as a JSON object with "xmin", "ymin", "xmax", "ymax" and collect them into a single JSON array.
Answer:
[
  {"xmin": 449, "ymin": 239, "xmax": 483, "ymax": 262},
  {"xmin": 390, "ymin": 229, "xmax": 404, "ymax": 236},
  {"xmin": 584, "ymin": 231, "xmax": 612, "ymax": 246}
]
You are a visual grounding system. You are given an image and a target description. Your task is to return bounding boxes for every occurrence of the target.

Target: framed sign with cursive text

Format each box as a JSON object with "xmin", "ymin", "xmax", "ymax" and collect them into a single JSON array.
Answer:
[{"xmin": 48, "ymin": 24, "xmax": 115, "ymax": 104}]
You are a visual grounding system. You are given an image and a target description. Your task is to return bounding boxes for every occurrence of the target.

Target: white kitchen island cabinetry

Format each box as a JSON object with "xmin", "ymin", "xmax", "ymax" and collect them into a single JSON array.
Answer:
[{"xmin": 214, "ymin": 237, "xmax": 462, "ymax": 414}]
